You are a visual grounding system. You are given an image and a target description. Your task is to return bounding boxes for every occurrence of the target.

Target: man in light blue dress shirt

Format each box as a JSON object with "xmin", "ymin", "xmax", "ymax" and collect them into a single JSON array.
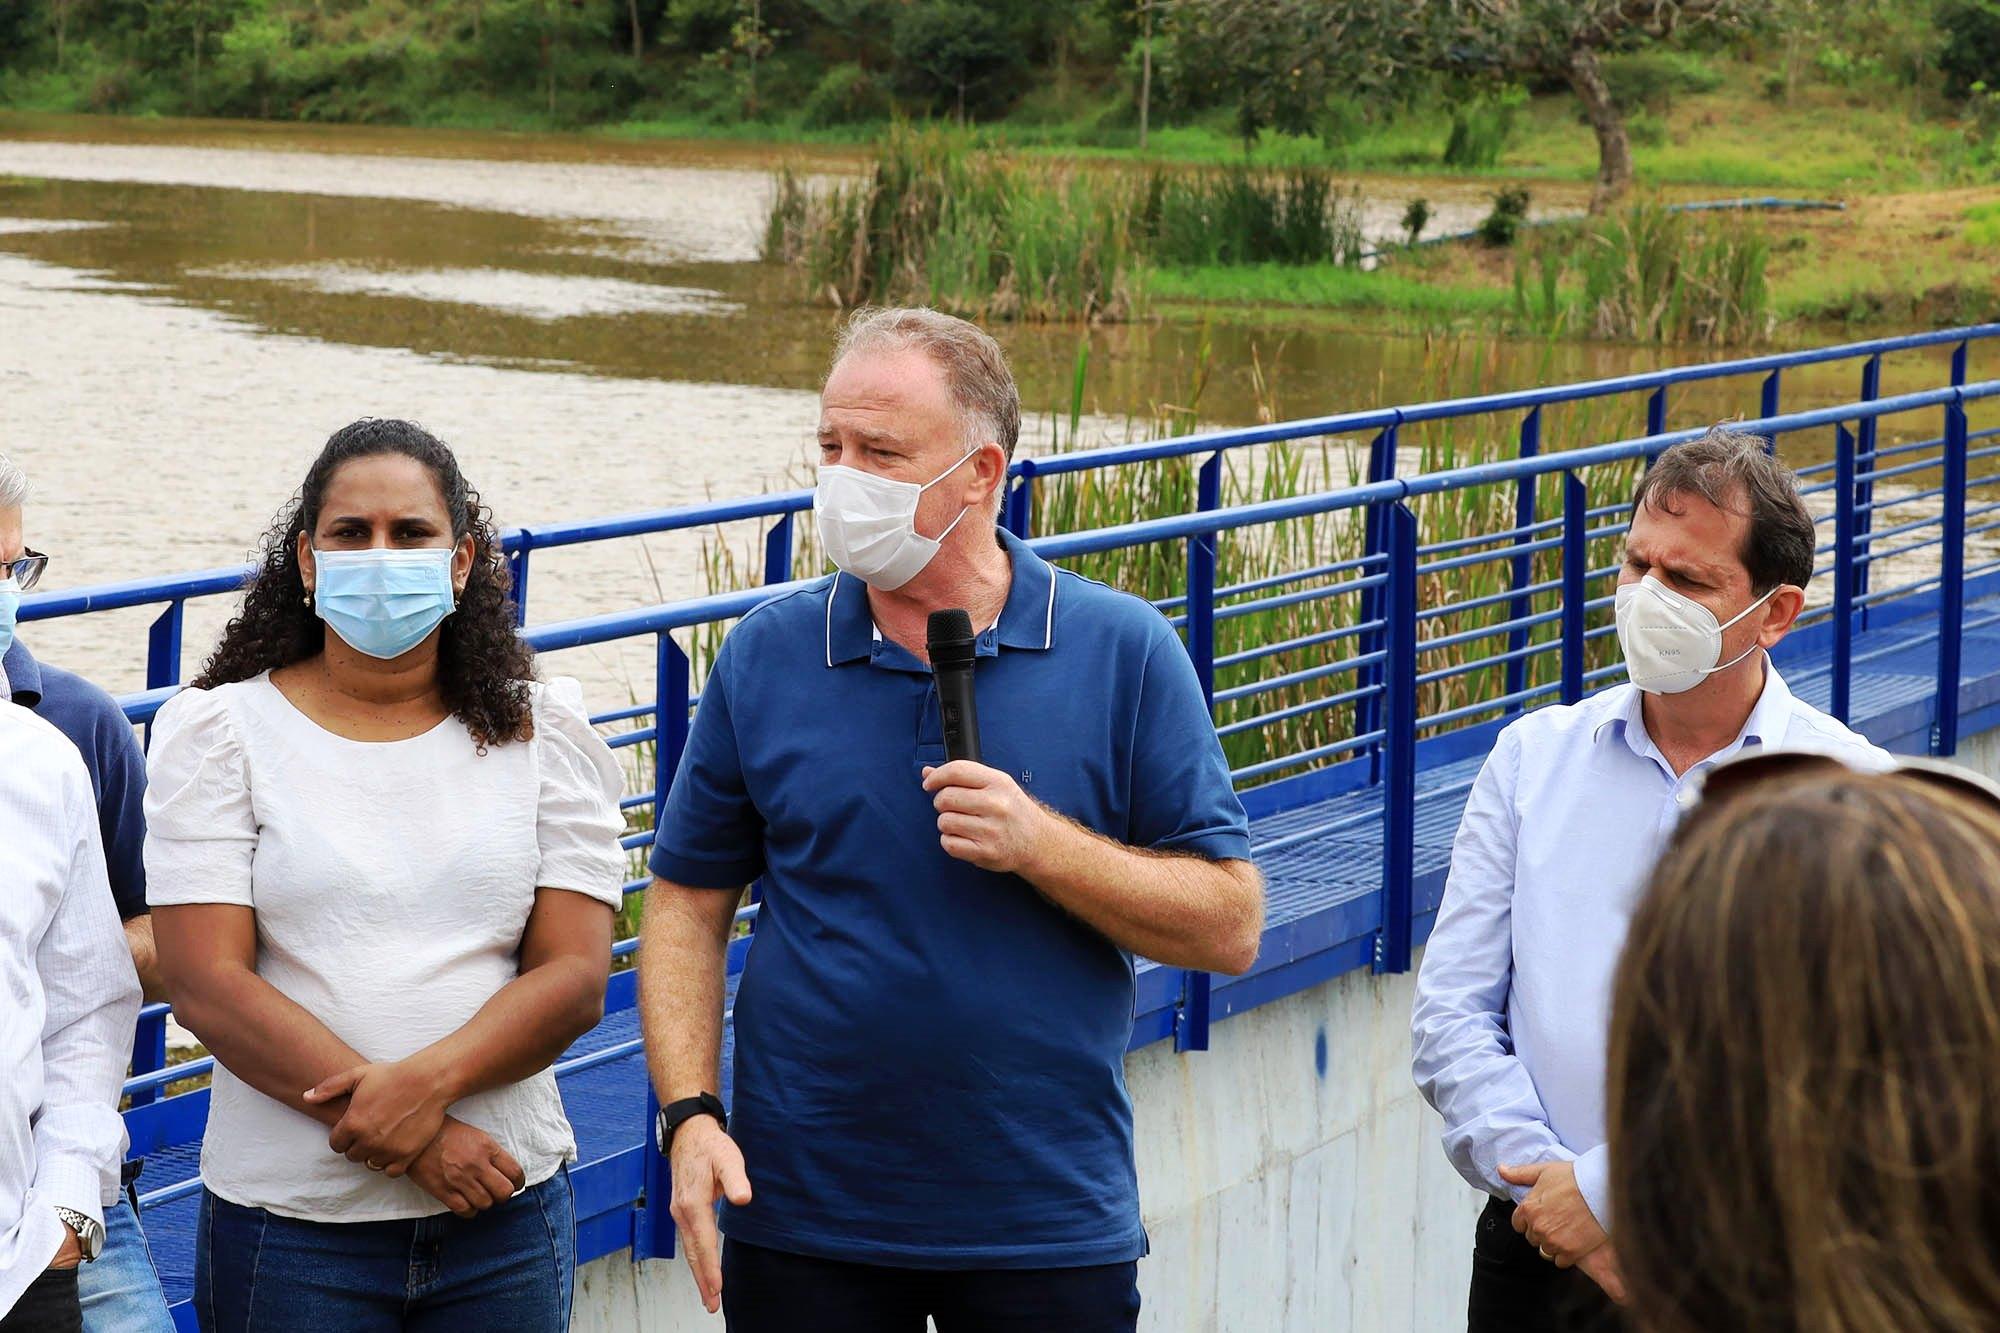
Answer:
[{"xmin": 1412, "ymin": 428, "xmax": 1887, "ymax": 1332}]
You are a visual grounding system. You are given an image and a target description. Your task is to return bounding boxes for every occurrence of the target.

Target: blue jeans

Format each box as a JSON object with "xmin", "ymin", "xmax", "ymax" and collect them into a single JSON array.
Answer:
[
  {"xmin": 79, "ymin": 1197, "xmax": 175, "ymax": 1333},
  {"xmin": 194, "ymin": 1167, "xmax": 574, "ymax": 1333}
]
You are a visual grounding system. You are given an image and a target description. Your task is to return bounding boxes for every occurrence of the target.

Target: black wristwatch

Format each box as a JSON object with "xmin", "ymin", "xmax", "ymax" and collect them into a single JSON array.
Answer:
[{"xmin": 655, "ymin": 1092, "xmax": 727, "ymax": 1155}]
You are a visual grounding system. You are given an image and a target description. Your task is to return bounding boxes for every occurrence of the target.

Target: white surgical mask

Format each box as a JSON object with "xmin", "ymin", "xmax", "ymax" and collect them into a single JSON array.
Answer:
[
  {"xmin": 1615, "ymin": 573, "xmax": 1779, "ymax": 695},
  {"xmin": 814, "ymin": 448, "xmax": 979, "ymax": 591}
]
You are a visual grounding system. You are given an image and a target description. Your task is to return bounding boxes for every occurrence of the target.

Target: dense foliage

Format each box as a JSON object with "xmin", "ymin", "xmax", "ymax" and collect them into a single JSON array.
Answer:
[{"xmin": 0, "ymin": 0, "xmax": 1990, "ymax": 188}]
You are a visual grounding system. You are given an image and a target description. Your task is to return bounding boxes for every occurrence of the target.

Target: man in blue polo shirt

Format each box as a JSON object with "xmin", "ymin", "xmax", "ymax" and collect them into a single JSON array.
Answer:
[
  {"xmin": 638, "ymin": 308, "xmax": 1264, "ymax": 1331},
  {"xmin": 1, "ymin": 454, "xmax": 175, "ymax": 1333}
]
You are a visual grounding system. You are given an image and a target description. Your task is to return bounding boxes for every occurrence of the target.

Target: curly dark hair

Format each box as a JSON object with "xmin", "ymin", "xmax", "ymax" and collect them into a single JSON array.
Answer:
[{"xmin": 193, "ymin": 418, "xmax": 536, "ymax": 748}]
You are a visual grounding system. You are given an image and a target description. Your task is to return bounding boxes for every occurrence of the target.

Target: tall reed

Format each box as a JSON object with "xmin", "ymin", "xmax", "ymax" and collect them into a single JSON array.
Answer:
[
  {"xmin": 764, "ymin": 128, "xmax": 1366, "ymax": 323},
  {"xmin": 1513, "ymin": 200, "xmax": 1771, "ymax": 345},
  {"xmin": 764, "ymin": 126, "xmax": 1140, "ymax": 323}
]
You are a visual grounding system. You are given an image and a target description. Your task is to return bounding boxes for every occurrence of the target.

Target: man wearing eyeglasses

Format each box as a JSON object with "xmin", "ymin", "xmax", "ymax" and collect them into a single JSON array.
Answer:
[
  {"xmin": 1411, "ymin": 426, "xmax": 1891, "ymax": 1332},
  {"xmin": 0, "ymin": 454, "xmax": 174, "ymax": 1333}
]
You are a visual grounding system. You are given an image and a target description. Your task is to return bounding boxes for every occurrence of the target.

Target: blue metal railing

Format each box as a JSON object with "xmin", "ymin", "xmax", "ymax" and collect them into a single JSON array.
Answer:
[{"xmin": 23, "ymin": 327, "xmax": 2000, "ymax": 1300}]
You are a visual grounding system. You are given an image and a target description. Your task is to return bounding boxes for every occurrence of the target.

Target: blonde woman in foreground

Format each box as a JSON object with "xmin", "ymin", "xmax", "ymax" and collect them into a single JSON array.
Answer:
[{"xmin": 1610, "ymin": 751, "xmax": 2000, "ymax": 1333}]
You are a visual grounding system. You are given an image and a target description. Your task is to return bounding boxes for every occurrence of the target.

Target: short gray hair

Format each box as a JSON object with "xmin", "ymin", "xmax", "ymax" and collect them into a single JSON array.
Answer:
[
  {"xmin": 0, "ymin": 453, "xmax": 25, "ymax": 510},
  {"xmin": 831, "ymin": 307, "xmax": 1022, "ymax": 461},
  {"xmin": 1631, "ymin": 425, "xmax": 1815, "ymax": 591}
]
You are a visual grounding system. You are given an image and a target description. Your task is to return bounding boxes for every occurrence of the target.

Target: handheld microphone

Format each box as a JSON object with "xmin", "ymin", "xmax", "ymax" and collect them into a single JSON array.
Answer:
[{"xmin": 927, "ymin": 608, "xmax": 983, "ymax": 764}]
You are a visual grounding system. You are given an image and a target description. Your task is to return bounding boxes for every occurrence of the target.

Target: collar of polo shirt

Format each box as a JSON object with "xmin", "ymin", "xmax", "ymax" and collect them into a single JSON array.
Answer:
[{"xmin": 826, "ymin": 526, "xmax": 1058, "ymax": 670}]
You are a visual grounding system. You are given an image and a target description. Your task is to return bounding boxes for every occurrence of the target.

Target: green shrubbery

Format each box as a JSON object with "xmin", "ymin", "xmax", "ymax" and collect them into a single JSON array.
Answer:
[
  {"xmin": 801, "ymin": 62, "xmax": 889, "ymax": 129},
  {"xmin": 764, "ymin": 127, "xmax": 1369, "ymax": 322},
  {"xmin": 1603, "ymin": 50, "xmax": 1723, "ymax": 114},
  {"xmin": 1513, "ymin": 200, "xmax": 1770, "ymax": 345}
]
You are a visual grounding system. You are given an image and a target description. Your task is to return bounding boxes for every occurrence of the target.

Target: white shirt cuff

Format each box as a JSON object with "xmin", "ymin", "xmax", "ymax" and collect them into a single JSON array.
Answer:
[
  {"xmin": 34, "ymin": 1153, "xmax": 108, "ymax": 1227},
  {"xmin": 1571, "ymin": 1144, "xmax": 1611, "ymax": 1233}
]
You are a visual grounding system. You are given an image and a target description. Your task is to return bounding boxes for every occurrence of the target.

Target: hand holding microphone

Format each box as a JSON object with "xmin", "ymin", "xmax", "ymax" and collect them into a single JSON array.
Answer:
[{"xmin": 923, "ymin": 608, "xmax": 1051, "ymax": 872}]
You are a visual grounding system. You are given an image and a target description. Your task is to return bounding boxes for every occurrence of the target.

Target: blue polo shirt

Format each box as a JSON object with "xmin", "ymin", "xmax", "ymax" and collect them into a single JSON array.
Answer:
[
  {"xmin": 4, "ymin": 639, "xmax": 149, "ymax": 920},
  {"xmin": 651, "ymin": 527, "xmax": 1252, "ymax": 1270}
]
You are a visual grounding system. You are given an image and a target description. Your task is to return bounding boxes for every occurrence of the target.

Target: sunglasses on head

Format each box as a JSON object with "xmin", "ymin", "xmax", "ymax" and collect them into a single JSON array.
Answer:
[{"xmin": 1678, "ymin": 748, "xmax": 2000, "ymax": 818}]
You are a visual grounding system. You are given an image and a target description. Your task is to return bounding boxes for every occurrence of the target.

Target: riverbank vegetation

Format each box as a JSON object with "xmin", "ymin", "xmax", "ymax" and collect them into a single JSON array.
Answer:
[
  {"xmin": 760, "ymin": 130, "xmax": 1788, "ymax": 342},
  {"xmin": 757, "ymin": 122, "xmax": 2000, "ymax": 344},
  {"xmin": 761, "ymin": 127, "xmax": 1371, "ymax": 322}
]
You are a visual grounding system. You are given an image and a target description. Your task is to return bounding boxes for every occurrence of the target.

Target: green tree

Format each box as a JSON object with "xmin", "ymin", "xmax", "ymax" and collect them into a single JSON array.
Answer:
[
  {"xmin": 147, "ymin": 0, "xmax": 255, "ymax": 106},
  {"xmin": 1431, "ymin": 0, "xmax": 1762, "ymax": 211},
  {"xmin": 1939, "ymin": 0, "xmax": 2000, "ymax": 99},
  {"xmin": 215, "ymin": 13, "xmax": 290, "ymax": 117},
  {"xmin": 800, "ymin": 0, "xmax": 896, "ymax": 68},
  {"xmin": 890, "ymin": 0, "xmax": 1017, "ymax": 122},
  {"xmin": 1160, "ymin": 0, "xmax": 1422, "ymax": 149}
]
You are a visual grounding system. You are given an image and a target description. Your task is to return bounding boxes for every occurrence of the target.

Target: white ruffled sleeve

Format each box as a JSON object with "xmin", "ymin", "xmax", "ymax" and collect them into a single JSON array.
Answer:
[
  {"xmin": 144, "ymin": 686, "xmax": 258, "ymax": 908},
  {"xmin": 533, "ymin": 678, "xmax": 629, "ymax": 908}
]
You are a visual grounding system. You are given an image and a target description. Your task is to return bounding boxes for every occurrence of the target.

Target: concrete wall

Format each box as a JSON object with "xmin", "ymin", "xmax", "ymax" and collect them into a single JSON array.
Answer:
[
  {"xmin": 574, "ymin": 957, "xmax": 1480, "ymax": 1333},
  {"xmin": 1951, "ymin": 727, "xmax": 2000, "ymax": 784}
]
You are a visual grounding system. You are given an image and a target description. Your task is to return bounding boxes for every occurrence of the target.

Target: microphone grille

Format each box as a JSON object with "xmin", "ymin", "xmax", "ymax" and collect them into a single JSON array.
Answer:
[
  {"xmin": 927, "ymin": 607, "xmax": 975, "ymax": 646},
  {"xmin": 927, "ymin": 608, "xmax": 976, "ymax": 663}
]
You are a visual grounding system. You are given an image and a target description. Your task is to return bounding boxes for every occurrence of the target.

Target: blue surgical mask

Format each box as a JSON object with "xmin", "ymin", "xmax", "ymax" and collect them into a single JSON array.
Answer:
[
  {"xmin": 0, "ymin": 576, "xmax": 17, "ymax": 660},
  {"xmin": 311, "ymin": 548, "xmax": 457, "ymax": 661}
]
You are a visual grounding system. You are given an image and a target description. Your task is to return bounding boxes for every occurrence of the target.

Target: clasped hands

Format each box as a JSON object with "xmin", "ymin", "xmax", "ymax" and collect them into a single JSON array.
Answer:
[
  {"xmin": 304, "ymin": 1059, "xmax": 523, "ymax": 1219},
  {"xmin": 1497, "ymin": 1160, "xmax": 1628, "ymax": 1306}
]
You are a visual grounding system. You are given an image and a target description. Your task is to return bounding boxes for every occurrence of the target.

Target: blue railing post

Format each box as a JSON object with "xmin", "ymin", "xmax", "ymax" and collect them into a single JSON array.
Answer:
[
  {"xmin": 1561, "ymin": 473, "xmax": 1588, "ymax": 705},
  {"xmin": 636, "ymin": 631, "xmax": 694, "ymax": 1263},
  {"xmin": 507, "ymin": 534, "xmax": 533, "ymax": 628},
  {"xmin": 134, "ymin": 608, "xmax": 185, "ymax": 1106},
  {"xmin": 1505, "ymin": 408, "xmax": 1542, "ymax": 710},
  {"xmin": 1006, "ymin": 460, "xmax": 1037, "ymax": 539},
  {"xmin": 763, "ymin": 513, "xmax": 794, "ymax": 586},
  {"xmin": 1854, "ymin": 354, "xmax": 1883, "ymax": 626},
  {"xmin": 1760, "ymin": 369, "xmax": 1781, "ymax": 428},
  {"xmin": 1936, "ymin": 398, "xmax": 1968, "ymax": 756},
  {"xmin": 1831, "ymin": 423, "xmax": 1857, "ymax": 725},
  {"xmin": 1953, "ymin": 340, "xmax": 1969, "ymax": 387},
  {"xmin": 1173, "ymin": 967, "xmax": 1211, "ymax": 1054},
  {"xmin": 1185, "ymin": 453, "xmax": 1221, "ymax": 710},
  {"xmin": 1375, "ymin": 501, "xmax": 1418, "ymax": 976},
  {"xmin": 654, "ymin": 635, "xmax": 691, "ymax": 831},
  {"xmin": 1357, "ymin": 424, "xmax": 1399, "ymax": 781},
  {"xmin": 1646, "ymin": 385, "xmax": 1667, "ymax": 440},
  {"xmin": 1175, "ymin": 454, "xmax": 1222, "ymax": 1051},
  {"xmin": 146, "ymin": 602, "xmax": 184, "ymax": 691},
  {"xmin": 128, "ymin": 1008, "xmax": 168, "ymax": 1110}
]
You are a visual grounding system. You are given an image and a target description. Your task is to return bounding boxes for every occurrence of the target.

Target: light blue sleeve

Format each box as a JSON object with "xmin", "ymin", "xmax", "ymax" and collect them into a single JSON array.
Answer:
[
  {"xmin": 1571, "ymin": 1143, "xmax": 1611, "ymax": 1229},
  {"xmin": 1410, "ymin": 725, "xmax": 1576, "ymax": 1202}
]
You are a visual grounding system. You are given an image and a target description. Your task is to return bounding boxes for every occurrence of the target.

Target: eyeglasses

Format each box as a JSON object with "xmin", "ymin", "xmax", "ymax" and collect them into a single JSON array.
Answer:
[
  {"xmin": 0, "ymin": 549, "xmax": 47, "ymax": 592},
  {"xmin": 1679, "ymin": 748, "xmax": 2000, "ymax": 819}
]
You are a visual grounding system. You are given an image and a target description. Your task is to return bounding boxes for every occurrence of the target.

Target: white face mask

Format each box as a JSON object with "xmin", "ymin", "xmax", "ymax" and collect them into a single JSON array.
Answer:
[
  {"xmin": 1615, "ymin": 574, "xmax": 1779, "ymax": 695},
  {"xmin": 814, "ymin": 447, "xmax": 979, "ymax": 591}
]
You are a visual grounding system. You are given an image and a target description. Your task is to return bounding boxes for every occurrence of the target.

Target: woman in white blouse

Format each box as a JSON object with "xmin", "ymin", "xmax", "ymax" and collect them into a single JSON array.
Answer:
[{"xmin": 144, "ymin": 419, "xmax": 626, "ymax": 1332}]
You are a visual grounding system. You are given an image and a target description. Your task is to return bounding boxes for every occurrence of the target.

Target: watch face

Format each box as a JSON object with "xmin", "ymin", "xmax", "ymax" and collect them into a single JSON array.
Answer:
[{"xmin": 57, "ymin": 1209, "xmax": 103, "ymax": 1260}]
